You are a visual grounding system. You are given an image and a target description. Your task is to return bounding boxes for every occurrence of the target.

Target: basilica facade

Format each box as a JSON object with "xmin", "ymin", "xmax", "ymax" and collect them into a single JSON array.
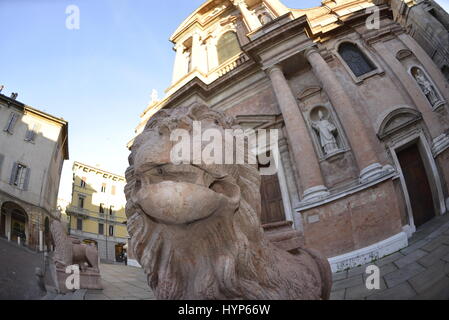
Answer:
[{"xmin": 132, "ymin": 0, "xmax": 449, "ymax": 272}]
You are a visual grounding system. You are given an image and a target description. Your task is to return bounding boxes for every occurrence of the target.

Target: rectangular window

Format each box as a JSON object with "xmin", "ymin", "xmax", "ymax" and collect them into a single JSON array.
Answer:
[
  {"xmin": 98, "ymin": 223, "xmax": 104, "ymax": 235},
  {"xmin": 76, "ymin": 218, "xmax": 82, "ymax": 231},
  {"xmin": 80, "ymin": 177, "xmax": 86, "ymax": 188},
  {"xmin": 109, "ymin": 205, "xmax": 114, "ymax": 215},
  {"xmin": 4, "ymin": 112, "xmax": 19, "ymax": 134},
  {"xmin": 99, "ymin": 203, "xmax": 104, "ymax": 214},
  {"xmin": 101, "ymin": 183, "xmax": 106, "ymax": 193},
  {"xmin": 111, "ymin": 185, "xmax": 116, "ymax": 195},
  {"xmin": 11, "ymin": 163, "xmax": 29, "ymax": 190},
  {"xmin": 24, "ymin": 123, "xmax": 41, "ymax": 142},
  {"xmin": 78, "ymin": 196, "xmax": 85, "ymax": 209},
  {"xmin": 109, "ymin": 225, "xmax": 114, "ymax": 236}
]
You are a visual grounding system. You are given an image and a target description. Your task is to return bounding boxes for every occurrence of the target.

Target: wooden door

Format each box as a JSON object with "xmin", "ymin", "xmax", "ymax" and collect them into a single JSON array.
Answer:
[
  {"xmin": 0, "ymin": 214, "xmax": 5, "ymax": 237},
  {"xmin": 397, "ymin": 144, "xmax": 435, "ymax": 228},
  {"xmin": 260, "ymin": 173, "xmax": 285, "ymax": 224}
]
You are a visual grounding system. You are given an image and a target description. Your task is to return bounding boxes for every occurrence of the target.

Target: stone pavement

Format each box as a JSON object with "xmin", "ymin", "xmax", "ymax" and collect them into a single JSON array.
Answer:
[
  {"xmin": 82, "ymin": 214, "xmax": 449, "ymax": 300},
  {"xmin": 84, "ymin": 263, "xmax": 155, "ymax": 300},
  {"xmin": 330, "ymin": 214, "xmax": 449, "ymax": 300},
  {"xmin": 0, "ymin": 237, "xmax": 45, "ymax": 300}
]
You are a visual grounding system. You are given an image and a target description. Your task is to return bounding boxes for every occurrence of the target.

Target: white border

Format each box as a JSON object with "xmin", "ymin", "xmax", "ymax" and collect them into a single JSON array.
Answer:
[{"xmin": 328, "ymin": 232, "xmax": 408, "ymax": 273}]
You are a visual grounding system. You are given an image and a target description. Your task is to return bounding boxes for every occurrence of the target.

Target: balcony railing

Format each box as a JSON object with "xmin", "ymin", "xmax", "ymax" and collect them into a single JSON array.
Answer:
[
  {"xmin": 215, "ymin": 53, "xmax": 249, "ymax": 78},
  {"xmin": 66, "ymin": 206, "xmax": 89, "ymax": 217}
]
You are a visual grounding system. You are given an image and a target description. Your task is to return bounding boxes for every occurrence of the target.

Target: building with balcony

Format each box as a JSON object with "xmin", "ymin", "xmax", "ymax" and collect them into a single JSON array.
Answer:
[
  {"xmin": 66, "ymin": 162, "xmax": 128, "ymax": 262},
  {"xmin": 130, "ymin": 0, "xmax": 449, "ymax": 272},
  {"xmin": 0, "ymin": 92, "xmax": 69, "ymax": 251}
]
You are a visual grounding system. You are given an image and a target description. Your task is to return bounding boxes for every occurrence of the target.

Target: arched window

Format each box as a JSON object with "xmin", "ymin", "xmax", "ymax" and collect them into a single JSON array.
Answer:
[
  {"xmin": 338, "ymin": 42, "xmax": 376, "ymax": 77},
  {"xmin": 441, "ymin": 65, "xmax": 449, "ymax": 83},
  {"xmin": 217, "ymin": 32, "xmax": 241, "ymax": 65}
]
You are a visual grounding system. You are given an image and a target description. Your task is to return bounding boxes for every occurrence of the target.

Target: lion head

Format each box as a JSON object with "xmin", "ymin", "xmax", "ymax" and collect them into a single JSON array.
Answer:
[{"xmin": 125, "ymin": 103, "xmax": 327, "ymax": 300}]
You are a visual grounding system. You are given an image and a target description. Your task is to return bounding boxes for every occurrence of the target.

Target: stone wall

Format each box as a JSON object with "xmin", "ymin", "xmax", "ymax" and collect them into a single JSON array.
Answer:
[{"xmin": 301, "ymin": 180, "xmax": 403, "ymax": 257}]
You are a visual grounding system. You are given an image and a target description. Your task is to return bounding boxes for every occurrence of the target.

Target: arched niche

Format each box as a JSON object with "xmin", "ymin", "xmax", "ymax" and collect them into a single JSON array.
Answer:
[
  {"xmin": 216, "ymin": 31, "xmax": 241, "ymax": 65},
  {"xmin": 377, "ymin": 107, "xmax": 423, "ymax": 140}
]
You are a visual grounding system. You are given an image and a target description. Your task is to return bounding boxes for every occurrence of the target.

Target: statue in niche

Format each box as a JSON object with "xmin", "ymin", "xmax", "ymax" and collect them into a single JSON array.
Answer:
[
  {"xmin": 311, "ymin": 110, "xmax": 339, "ymax": 155},
  {"xmin": 258, "ymin": 12, "xmax": 273, "ymax": 25},
  {"xmin": 412, "ymin": 67, "xmax": 440, "ymax": 106}
]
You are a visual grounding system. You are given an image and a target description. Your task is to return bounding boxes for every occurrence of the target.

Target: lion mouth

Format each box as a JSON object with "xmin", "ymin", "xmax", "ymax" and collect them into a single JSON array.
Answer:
[{"xmin": 134, "ymin": 180, "xmax": 232, "ymax": 226}]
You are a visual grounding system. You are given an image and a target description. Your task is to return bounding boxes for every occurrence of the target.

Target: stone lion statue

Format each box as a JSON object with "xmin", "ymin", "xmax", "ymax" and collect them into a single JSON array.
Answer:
[
  {"xmin": 125, "ymin": 103, "xmax": 332, "ymax": 300},
  {"xmin": 50, "ymin": 220, "xmax": 99, "ymax": 272}
]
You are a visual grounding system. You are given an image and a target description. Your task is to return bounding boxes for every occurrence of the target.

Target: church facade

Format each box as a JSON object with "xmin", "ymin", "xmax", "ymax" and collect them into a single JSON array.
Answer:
[{"xmin": 133, "ymin": 0, "xmax": 449, "ymax": 272}]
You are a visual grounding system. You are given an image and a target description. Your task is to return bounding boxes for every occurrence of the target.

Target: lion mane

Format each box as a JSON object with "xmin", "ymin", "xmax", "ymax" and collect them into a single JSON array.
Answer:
[{"xmin": 125, "ymin": 103, "xmax": 331, "ymax": 300}]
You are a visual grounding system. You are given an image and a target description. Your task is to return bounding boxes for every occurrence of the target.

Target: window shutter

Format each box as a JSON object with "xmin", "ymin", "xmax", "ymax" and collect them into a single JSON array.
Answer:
[
  {"xmin": 9, "ymin": 162, "xmax": 18, "ymax": 185},
  {"xmin": 0, "ymin": 154, "xmax": 4, "ymax": 176},
  {"xmin": 23, "ymin": 168, "xmax": 31, "ymax": 191},
  {"xmin": 5, "ymin": 113, "xmax": 18, "ymax": 133},
  {"xmin": 25, "ymin": 129, "xmax": 33, "ymax": 141}
]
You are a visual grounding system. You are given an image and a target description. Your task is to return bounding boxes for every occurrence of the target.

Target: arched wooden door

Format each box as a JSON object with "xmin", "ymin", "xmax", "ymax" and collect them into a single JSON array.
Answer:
[{"xmin": 397, "ymin": 144, "xmax": 436, "ymax": 228}]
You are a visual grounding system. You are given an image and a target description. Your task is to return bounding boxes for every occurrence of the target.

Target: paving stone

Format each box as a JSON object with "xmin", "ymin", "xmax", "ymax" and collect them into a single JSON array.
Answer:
[
  {"xmin": 329, "ymin": 289, "xmax": 345, "ymax": 300},
  {"xmin": 409, "ymin": 261, "xmax": 449, "ymax": 294},
  {"xmin": 400, "ymin": 238, "xmax": 431, "ymax": 255},
  {"xmin": 360, "ymin": 263, "xmax": 396, "ymax": 282},
  {"xmin": 375, "ymin": 252, "xmax": 404, "ymax": 267},
  {"xmin": 85, "ymin": 293, "xmax": 111, "ymax": 300},
  {"xmin": 383, "ymin": 262, "xmax": 426, "ymax": 288},
  {"xmin": 332, "ymin": 270, "xmax": 348, "ymax": 282},
  {"xmin": 411, "ymin": 275, "xmax": 449, "ymax": 300},
  {"xmin": 367, "ymin": 282, "xmax": 416, "ymax": 300},
  {"xmin": 345, "ymin": 278, "xmax": 387, "ymax": 300},
  {"xmin": 421, "ymin": 236, "xmax": 449, "ymax": 252},
  {"xmin": 332, "ymin": 274, "xmax": 364, "ymax": 291},
  {"xmin": 417, "ymin": 244, "xmax": 449, "ymax": 267},
  {"xmin": 442, "ymin": 252, "xmax": 449, "ymax": 263},
  {"xmin": 347, "ymin": 264, "xmax": 369, "ymax": 278},
  {"xmin": 393, "ymin": 249, "xmax": 428, "ymax": 268}
]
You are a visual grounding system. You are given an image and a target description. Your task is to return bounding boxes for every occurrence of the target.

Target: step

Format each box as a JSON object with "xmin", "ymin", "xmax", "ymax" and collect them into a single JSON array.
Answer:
[{"xmin": 262, "ymin": 220, "xmax": 293, "ymax": 231}]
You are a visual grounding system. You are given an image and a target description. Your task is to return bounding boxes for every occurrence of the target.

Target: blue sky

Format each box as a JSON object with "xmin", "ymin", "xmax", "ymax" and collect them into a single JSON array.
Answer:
[{"xmin": 0, "ymin": 0, "xmax": 344, "ymax": 200}]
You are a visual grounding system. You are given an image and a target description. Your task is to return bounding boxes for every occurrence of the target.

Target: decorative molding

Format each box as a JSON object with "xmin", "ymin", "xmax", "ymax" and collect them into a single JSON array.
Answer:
[
  {"xmin": 297, "ymin": 86, "xmax": 321, "ymax": 102},
  {"xmin": 328, "ymin": 232, "xmax": 408, "ymax": 273},
  {"xmin": 395, "ymin": 49, "xmax": 412, "ymax": 60},
  {"xmin": 359, "ymin": 163, "xmax": 395, "ymax": 183},
  {"xmin": 377, "ymin": 107, "xmax": 422, "ymax": 140},
  {"xmin": 301, "ymin": 185, "xmax": 330, "ymax": 202},
  {"xmin": 431, "ymin": 133, "xmax": 449, "ymax": 158},
  {"xmin": 295, "ymin": 169, "xmax": 397, "ymax": 211}
]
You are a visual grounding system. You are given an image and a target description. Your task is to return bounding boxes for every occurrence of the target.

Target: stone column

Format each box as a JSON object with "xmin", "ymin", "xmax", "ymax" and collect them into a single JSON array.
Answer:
[
  {"xmin": 191, "ymin": 32, "xmax": 203, "ymax": 73},
  {"xmin": 172, "ymin": 43, "xmax": 186, "ymax": 84},
  {"xmin": 305, "ymin": 47, "xmax": 385, "ymax": 182},
  {"xmin": 267, "ymin": 65, "xmax": 329, "ymax": 201},
  {"xmin": 232, "ymin": 0, "xmax": 262, "ymax": 32},
  {"xmin": 206, "ymin": 37, "xmax": 219, "ymax": 71}
]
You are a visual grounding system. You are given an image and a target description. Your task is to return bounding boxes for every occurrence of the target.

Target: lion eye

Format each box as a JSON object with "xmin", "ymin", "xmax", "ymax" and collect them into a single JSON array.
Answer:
[{"xmin": 156, "ymin": 167, "xmax": 164, "ymax": 175}]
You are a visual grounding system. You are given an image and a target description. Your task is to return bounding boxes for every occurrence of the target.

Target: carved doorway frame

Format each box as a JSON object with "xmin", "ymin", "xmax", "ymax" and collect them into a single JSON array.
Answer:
[{"xmin": 388, "ymin": 129, "xmax": 446, "ymax": 237}]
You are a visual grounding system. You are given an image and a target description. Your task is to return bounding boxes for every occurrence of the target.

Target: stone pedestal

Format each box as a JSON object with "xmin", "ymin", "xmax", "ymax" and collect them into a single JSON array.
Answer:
[{"xmin": 55, "ymin": 267, "xmax": 103, "ymax": 294}]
